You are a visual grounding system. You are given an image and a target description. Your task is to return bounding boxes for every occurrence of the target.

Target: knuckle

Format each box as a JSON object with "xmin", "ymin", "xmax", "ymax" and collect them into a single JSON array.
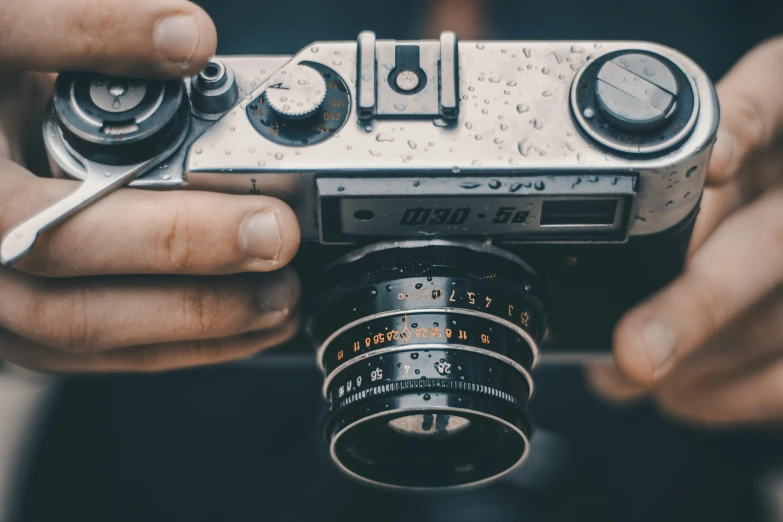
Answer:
[
  {"xmin": 152, "ymin": 203, "xmax": 197, "ymax": 272},
  {"xmin": 684, "ymin": 275, "xmax": 726, "ymax": 338},
  {"xmin": 178, "ymin": 281, "xmax": 227, "ymax": 337},
  {"xmin": 0, "ymin": 175, "xmax": 33, "ymax": 232},
  {"xmin": 66, "ymin": 0, "xmax": 124, "ymax": 61},
  {"xmin": 724, "ymin": 95, "xmax": 768, "ymax": 154},
  {"xmin": 28, "ymin": 287, "xmax": 99, "ymax": 353}
]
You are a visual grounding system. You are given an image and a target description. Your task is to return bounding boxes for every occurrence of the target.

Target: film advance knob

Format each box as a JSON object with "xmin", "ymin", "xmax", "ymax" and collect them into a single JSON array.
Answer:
[
  {"xmin": 265, "ymin": 65, "xmax": 327, "ymax": 120},
  {"xmin": 595, "ymin": 52, "xmax": 679, "ymax": 132}
]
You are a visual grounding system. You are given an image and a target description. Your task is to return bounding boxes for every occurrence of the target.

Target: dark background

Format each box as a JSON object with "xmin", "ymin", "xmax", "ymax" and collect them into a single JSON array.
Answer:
[{"xmin": 12, "ymin": 1, "xmax": 783, "ymax": 521}]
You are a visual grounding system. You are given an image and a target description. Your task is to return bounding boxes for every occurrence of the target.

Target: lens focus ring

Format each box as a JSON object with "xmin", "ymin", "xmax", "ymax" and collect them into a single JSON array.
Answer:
[{"xmin": 325, "ymin": 348, "xmax": 532, "ymax": 412}]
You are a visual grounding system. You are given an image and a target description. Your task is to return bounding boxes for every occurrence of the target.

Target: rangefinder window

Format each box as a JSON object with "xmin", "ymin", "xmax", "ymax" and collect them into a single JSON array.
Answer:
[{"xmin": 540, "ymin": 199, "xmax": 619, "ymax": 226}]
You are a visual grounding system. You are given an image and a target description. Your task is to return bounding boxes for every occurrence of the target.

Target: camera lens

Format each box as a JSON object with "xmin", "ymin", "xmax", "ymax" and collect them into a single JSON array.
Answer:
[{"xmin": 310, "ymin": 240, "xmax": 546, "ymax": 490}]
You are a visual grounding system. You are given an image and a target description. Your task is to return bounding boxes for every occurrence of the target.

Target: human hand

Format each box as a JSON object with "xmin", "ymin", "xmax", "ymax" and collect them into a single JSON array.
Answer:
[
  {"xmin": 0, "ymin": 0, "xmax": 301, "ymax": 372},
  {"xmin": 588, "ymin": 36, "xmax": 783, "ymax": 426}
]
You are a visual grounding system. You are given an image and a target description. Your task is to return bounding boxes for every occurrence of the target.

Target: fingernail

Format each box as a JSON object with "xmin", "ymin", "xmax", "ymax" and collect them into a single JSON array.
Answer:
[
  {"xmin": 240, "ymin": 211, "xmax": 282, "ymax": 261},
  {"xmin": 256, "ymin": 272, "xmax": 293, "ymax": 314},
  {"xmin": 710, "ymin": 130, "xmax": 738, "ymax": 179},
  {"xmin": 155, "ymin": 15, "xmax": 200, "ymax": 64},
  {"xmin": 641, "ymin": 321, "xmax": 676, "ymax": 379}
]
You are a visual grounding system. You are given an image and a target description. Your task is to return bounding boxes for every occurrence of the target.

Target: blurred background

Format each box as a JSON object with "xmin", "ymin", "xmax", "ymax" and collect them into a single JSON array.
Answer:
[{"xmin": 2, "ymin": 1, "xmax": 783, "ymax": 521}]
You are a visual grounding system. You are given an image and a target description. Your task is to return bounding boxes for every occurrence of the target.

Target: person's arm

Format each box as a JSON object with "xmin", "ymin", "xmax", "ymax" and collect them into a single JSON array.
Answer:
[{"xmin": 0, "ymin": 0, "xmax": 301, "ymax": 372}]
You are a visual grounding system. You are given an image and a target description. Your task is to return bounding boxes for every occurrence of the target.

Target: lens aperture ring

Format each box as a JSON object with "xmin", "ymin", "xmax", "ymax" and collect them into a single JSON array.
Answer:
[{"xmin": 311, "ymin": 276, "xmax": 545, "ymax": 359}]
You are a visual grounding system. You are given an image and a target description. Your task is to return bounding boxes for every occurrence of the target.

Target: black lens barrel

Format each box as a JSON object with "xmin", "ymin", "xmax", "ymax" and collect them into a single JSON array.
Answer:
[{"xmin": 311, "ymin": 241, "xmax": 546, "ymax": 489}]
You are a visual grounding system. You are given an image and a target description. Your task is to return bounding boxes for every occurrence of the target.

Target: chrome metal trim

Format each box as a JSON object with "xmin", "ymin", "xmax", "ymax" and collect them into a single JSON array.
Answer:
[
  {"xmin": 439, "ymin": 32, "xmax": 459, "ymax": 118},
  {"xmin": 357, "ymin": 31, "xmax": 377, "ymax": 118},
  {"xmin": 322, "ymin": 239, "xmax": 539, "ymax": 276}
]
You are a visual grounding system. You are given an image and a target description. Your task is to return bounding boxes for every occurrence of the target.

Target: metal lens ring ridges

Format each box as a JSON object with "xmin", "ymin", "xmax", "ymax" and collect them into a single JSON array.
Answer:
[{"xmin": 311, "ymin": 241, "xmax": 546, "ymax": 490}]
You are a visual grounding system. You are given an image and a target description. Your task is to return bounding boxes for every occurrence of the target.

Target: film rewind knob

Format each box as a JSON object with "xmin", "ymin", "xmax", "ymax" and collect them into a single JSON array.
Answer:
[{"xmin": 0, "ymin": 73, "xmax": 189, "ymax": 267}]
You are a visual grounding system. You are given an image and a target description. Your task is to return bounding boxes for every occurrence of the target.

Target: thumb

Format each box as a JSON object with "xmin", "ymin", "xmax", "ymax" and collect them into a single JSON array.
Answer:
[{"xmin": 0, "ymin": 0, "xmax": 217, "ymax": 77}]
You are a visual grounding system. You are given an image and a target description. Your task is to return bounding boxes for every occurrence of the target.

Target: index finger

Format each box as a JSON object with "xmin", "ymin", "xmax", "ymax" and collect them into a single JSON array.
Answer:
[
  {"xmin": 0, "ymin": 0, "xmax": 217, "ymax": 77},
  {"xmin": 0, "ymin": 161, "xmax": 301, "ymax": 277}
]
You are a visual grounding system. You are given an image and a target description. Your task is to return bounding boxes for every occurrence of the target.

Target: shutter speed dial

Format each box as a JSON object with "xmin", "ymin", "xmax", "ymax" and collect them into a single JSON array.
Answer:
[
  {"xmin": 247, "ymin": 62, "xmax": 350, "ymax": 147},
  {"xmin": 266, "ymin": 65, "xmax": 328, "ymax": 120}
]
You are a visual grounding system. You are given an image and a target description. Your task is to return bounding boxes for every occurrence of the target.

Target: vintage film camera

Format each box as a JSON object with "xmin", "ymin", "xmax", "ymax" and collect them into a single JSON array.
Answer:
[{"xmin": 1, "ymin": 32, "xmax": 718, "ymax": 490}]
